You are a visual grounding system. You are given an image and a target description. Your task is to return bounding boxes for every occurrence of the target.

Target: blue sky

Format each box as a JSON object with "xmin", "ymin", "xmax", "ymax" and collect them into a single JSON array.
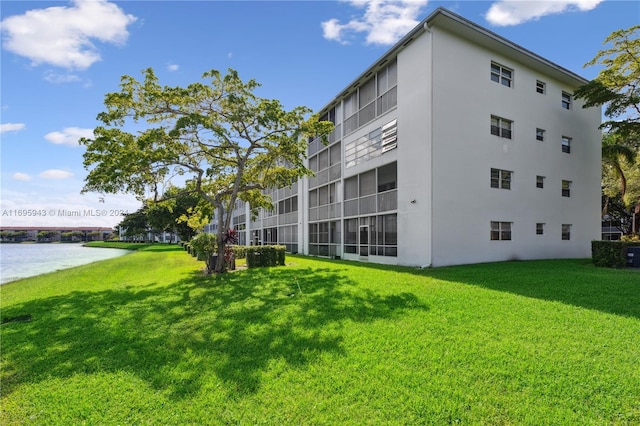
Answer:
[{"xmin": 1, "ymin": 0, "xmax": 638, "ymax": 228}]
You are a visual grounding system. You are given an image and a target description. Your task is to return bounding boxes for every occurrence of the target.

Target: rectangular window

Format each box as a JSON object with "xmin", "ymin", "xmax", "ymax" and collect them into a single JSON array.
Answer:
[
  {"xmin": 491, "ymin": 221, "xmax": 512, "ymax": 241},
  {"xmin": 491, "ymin": 116, "xmax": 512, "ymax": 139},
  {"xmin": 491, "ymin": 62, "xmax": 512, "ymax": 87},
  {"xmin": 562, "ymin": 136, "xmax": 571, "ymax": 153},
  {"xmin": 536, "ymin": 128, "xmax": 545, "ymax": 141},
  {"xmin": 344, "ymin": 176, "xmax": 358, "ymax": 200},
  {"xmin": 562, "ymin": 92, "xmax": 572, "ymax": 109},
  {"xmin": 377, "ymin": 162, "xmax": 397, "ymax": 192},
  {"xmin": 536, "ymin": 80, "xmax": 546, "ymax": 94},
  {"xmin": 536, "ymin": 223, "xmax": 545, "ymax": 235},
  {"xmin": 490, "ymin": 168, "xmax": 512, "ymax": 189},
  {"xmin": 359, "ymin": 170, "xmax": 376, "ymax": 197},
  {"xmin": 562, "ymin": 180, "xmax": 572, "ymax": 197},
  {"xmin": 562, "ymin": 224, "xmax": 571, "ymax": 240},
  {"xmin": 536, "ymin": 175, "xmax": 545, "ymax": 189}
]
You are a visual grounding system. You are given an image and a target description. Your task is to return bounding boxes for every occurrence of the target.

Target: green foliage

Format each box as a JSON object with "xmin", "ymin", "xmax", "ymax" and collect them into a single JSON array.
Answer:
[
  {"xmin": 119, "ymin": 208, "xmax": 149, "ymax": 239},
  {"xmin": 189, "ymin": 233, "xmax": 217, "ymax": 273},
  {"xmin": 592, "ymin": 240, "xmax": 640, "ymax": 267},
  {"xmin": 81, "ymin": 67, "xmax": 333, "ymax": 273},
  {"xmin": 574, "ymin": 25, "xmax": 640, "ymax": 145},
  {"xmin": 245, "ymin": 245, "xmax": 286, "ymax": 268},
  {"xmin": 231, "ymin": 245, "xmax": 248, "ymax": 259}
]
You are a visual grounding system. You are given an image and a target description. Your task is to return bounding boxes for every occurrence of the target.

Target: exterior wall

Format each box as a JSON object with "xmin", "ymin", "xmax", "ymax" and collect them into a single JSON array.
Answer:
[
  {"xmin": 396, "ymin": 30, "xmax": 433, "ymax": 267},
  {"xmin": 428, "ymin": 28, "xmax": 601, "ymax": 266}
]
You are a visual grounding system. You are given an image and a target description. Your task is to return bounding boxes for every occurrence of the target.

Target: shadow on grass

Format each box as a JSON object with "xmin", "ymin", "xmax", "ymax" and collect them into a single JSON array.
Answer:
[
  {"xmin": 298, "ymin": 255, "xmax": 640, "ymax": 319},
  {"xmin": 1, "ymin": 264, "xmax": 426, "ymax": 399}
]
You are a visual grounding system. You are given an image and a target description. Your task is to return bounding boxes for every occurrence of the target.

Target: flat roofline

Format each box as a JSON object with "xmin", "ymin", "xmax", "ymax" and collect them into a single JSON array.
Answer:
[{"xmin": 317, "ymin": 6, "xmax": 589, "ymax": 115}]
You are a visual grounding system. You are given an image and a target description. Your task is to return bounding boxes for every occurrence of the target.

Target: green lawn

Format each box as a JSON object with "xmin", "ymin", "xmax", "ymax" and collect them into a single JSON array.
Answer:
[{"xmin": 1, "ymin": 244, "xmax": 639, "ymax": 425}]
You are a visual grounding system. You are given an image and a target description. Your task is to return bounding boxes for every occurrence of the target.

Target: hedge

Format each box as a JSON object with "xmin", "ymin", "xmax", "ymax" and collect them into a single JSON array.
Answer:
[
  {"xmin": 245, "ymin": 245, "xmax": 286, "ymax": 268},
  {"xmin": 592, "ymin": 240, "xmax": 640, "ymax": 268}
]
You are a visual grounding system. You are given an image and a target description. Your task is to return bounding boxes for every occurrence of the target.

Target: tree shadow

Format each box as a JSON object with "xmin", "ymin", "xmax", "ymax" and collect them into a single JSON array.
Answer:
[
  {"xmin": 1, "ymin": 265, "xmax": 427, "ymax": 399},
  {"xmin": 293, "ymin": 255, "xmax": 640, "ymax": 319}
]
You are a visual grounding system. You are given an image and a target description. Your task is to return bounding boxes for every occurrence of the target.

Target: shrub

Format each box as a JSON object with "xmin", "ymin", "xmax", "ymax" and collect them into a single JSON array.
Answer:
[
  {"xmin": 245, "ymin": 245, "xmax": 286, "ymax": 268},
  {"xmin": 190, "ymin": 233, "xmax": 217, "ymax": 272},
  {"xmin": 592, "ymin": 240, "xmax": 640, "ymax": 268},
  {"xmin": 232, "ymin": 245, "xmax": 248, "ymax": 259}
]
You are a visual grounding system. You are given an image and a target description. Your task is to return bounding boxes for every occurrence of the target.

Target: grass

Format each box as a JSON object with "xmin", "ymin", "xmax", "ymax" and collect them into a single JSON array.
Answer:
[{"xmin": 1, "ymin": 244, "xmax": 639, "ymax": 424}]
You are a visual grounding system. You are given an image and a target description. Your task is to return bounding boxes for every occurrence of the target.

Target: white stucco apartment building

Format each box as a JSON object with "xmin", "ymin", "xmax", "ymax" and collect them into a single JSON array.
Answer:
[{"xmin": 220, "ymin": 7, "xmax": 602, "ymax": 267}]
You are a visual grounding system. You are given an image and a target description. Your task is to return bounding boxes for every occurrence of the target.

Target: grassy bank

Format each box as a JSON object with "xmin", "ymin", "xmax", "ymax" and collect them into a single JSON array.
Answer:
[{"xmin": 1, "ymin": 245, "xmax": 639, "ymax": 424}]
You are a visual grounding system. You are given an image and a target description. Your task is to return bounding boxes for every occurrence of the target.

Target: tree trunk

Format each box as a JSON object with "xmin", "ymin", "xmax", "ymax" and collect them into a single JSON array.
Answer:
[{"xmin": 214, "ymin": 204, "xmax": 227, "ymax": 273}]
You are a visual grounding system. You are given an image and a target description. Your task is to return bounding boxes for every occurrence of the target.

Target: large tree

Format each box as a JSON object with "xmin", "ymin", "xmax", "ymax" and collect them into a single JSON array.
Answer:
[
  {"xmin": 81, "ymin": 68, "xmax": 332, "ymax": 272},
  {"xmin": 574, "ymin": 25, "xmax": 640, "ymax": 147},
  {"xmin": 146, "ymin": 183, "xmax": 212, "ymax": 242}
]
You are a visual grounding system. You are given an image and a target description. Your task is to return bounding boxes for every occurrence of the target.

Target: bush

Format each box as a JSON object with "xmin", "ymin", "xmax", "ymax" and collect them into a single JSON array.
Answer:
[
  {"xmin": 190, "ymin": 233, "xmax": 218, "ymax": 272},
  {"xmin": 245, "ymin": 245, "xmax": 286, "ymax": 268},
  {"xmin": 232, "ymin": 245, "xmax": 248, "ymax": 260},
  {"xmin": 592, "ymin": 240, "xmax": 640, "ymax": 268}
]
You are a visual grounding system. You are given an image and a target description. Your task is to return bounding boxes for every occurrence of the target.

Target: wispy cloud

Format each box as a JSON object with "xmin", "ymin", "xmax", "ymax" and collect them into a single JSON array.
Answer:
[
  {"xmin": 45, "ymin": 127, "xmax": 94, "ymax": 147},
  {"xmin": 39, "ymin": 169, "xmax": 74, "ymax": 180},
  {"xmin": 12, "ymin": 172, "xmax": 32, "ymax": 181},
  {"xmin": 167, "ymin": 63, "xmax": 179, "ymax": 72},
  {"xmin": 0, "ymin": 0, "xmax": 137, "ymax": 70},
  {"xmin": 322, "ymin": 0, "xmax": 428, "ymax": 46},
  {"xmin": 486, "ymin": 0, "xmax": 603, "ymax": 26},
  {"xmin": 0, "ymin": 123, "xmax": 26, "ymax": 133},
  {"xmin": 44, "ymin": 71, "xmax": 82, "ymax": 84}
]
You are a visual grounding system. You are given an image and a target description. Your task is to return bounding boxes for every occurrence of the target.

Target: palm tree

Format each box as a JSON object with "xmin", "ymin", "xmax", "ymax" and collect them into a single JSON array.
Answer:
[{"xmin": 601, "ymin": 133, "xmax": 637, "ymax": 216}]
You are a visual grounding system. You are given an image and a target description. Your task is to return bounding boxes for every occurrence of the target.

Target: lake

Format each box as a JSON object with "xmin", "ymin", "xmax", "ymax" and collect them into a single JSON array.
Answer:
[{"xmin": 0, "ymin": 243, "xmax": 131, "ymax": 284}]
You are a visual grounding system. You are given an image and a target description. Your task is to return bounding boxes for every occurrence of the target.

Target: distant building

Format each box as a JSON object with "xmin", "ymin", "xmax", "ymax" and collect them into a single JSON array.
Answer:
[
  {"xmin": 208, "ymin": 8, "xmax": 601, "ymax": 267},
  {"xmin": 0, "ymin": 227, "xmax": 114, "ymax": 243}
]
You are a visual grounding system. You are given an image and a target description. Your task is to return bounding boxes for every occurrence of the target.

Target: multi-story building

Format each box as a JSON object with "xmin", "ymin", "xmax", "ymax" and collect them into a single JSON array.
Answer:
[{"xmin": 213, "ymin": 7, "xmax": 601, "ymax": 267}]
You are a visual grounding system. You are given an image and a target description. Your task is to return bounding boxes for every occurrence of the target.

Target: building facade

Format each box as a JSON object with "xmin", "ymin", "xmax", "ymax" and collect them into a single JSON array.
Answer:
[{"xmin": 212, "ymin": 8, "xmax": 601, "ymax": 267}]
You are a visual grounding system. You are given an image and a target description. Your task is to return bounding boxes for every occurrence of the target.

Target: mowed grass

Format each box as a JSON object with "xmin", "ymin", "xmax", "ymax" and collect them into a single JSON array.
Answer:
[{"xmin": 1, "ymin": 244, "xmax": 639, "ymax": 425}]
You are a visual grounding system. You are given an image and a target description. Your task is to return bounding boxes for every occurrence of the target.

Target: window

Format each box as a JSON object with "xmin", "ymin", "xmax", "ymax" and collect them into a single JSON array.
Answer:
[
  {"xmin": 359, "ymin": 170, "xmax": 376, "ymax": 197},
  {"xmin": 536, "ymin": 175, "xmax": 545, "ymax": 189},
  {"xmin": 562, "ymin": 92, "xmax": 572, "ymax": 109},
  {"xmin": 344, "ymin": 176, "xmax": 358, "ymax": 200},
  {"xmin": 562, "ymin": 136, "xmax": 571, "ymax": 153},
  {"xmin": 491, "ymin": 221, "xmax": 512, "ymax": 241},
  {"xmin": 562, "ymin": 180, "xmax": 572, "ymax": 197},
  {"xmin": 536, "ymin": 128, "xmax": 545, "ymax": 141},
  {"xmin": 536, "ymin": 223, "xmax": 545, "ymax": 235},
  {"xmin": 491, "ymin": 116, "xmax": 512, "ymax": 139},
  {"xmin": 491, "ymin": 168, "xmax": 512, "ymax": 189},
  {"xmin": 536, "ymin": 80, "xmax": 546, "ymax": 94},
  {"xmin": 377, "ymin": 162, "xmax": 397, "ymax": 192},
  {"xmin": 345, "ymin": 118, "xmax": 397, "ymax": 168},
  {"xmin": 381, "ymin": 119, "xmax": 398, "ymax": 153},
  {"xmin": 562, "ymin": 224, "xmax": 571, "ymax": 240},
  {"xmin": 491, "ymin": 62, "xmax": 512, "ymax": 87}
]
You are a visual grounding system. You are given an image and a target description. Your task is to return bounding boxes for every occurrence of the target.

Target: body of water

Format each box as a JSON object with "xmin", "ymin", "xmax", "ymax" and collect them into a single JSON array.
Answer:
[{"xmin": 0, "ymin": 243, "xmax": 131, "ymax": 284}]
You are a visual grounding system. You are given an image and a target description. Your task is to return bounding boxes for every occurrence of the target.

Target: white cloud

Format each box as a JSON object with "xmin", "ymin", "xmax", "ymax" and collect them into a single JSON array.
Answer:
[
  {"xmin": 1, "ymin": 0, "xmax": 137, "ymax": 70},
  {"xmin": 45, "ymin": 127, "xmax": 94, "ymax": 147},
  {"xmin": 167, "ymin": 63, "xmax": 179, "ymax": 72},
  {"xmin": 39, "ymin": 169, "xmax": 74, "ymax": 180},
  {"xmin": 486, "ymin": 0, "xmax": 603, "ymax": 26},
  {"xmin": 1, "ymin": 123, "xmax": 26, "ymax": 133},
  {"xmin": 322, "ymin": 0, "xmax": 428, "ymax": 45},
  {"xmin": 44, "ymin": 71, "xmax": 82, "ymax": 84},
  {"xmin": 12, "ymin": 172, "xmax": 32, "ymax": 181}
]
